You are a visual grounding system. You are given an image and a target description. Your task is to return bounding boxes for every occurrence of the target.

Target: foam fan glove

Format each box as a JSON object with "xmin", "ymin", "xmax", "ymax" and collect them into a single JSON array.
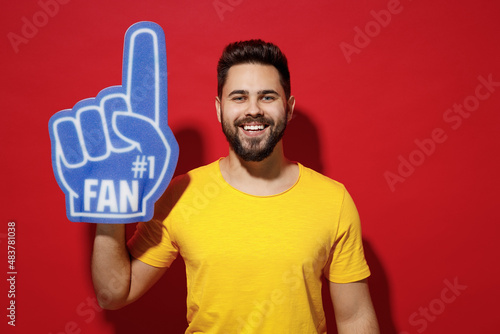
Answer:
[{"xmin": 48, "ymin": 21, "xmax": 179, "ymax": 223}]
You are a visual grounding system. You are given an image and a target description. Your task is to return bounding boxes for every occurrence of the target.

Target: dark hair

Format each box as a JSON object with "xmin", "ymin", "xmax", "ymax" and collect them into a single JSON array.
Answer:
[{"xmin": 217, "ymin": 39, "xmax": 291, "ymax": 100}]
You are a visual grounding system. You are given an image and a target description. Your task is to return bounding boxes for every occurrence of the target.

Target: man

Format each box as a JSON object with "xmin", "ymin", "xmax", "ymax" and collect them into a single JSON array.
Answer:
[{"xmin": 92, "ymin": 40, "xmax": 379, "ymax": 333}]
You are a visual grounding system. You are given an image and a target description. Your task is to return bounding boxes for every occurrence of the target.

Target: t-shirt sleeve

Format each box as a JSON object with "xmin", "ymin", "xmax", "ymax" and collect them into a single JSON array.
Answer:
[
  {"xmin": 324, "ymin": 187, "xmax": 371, "ymax": 283},
  {"xmin": 127, "ymin": 217, "xmax": 178, "ymax": 268},
  {"xmin": 127, "ymin": 178, "xmax": 182, "ymax": 268}
]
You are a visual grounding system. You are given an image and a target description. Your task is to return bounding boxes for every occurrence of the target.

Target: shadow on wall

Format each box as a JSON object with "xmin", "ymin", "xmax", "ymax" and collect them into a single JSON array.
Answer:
[
  {"xmin": 363, "ymin": 240, "xmax": 399, "ymax": 334},
  {"xmin": 285, "ymin": 109, "xmax": 324, "ymax": 173}
]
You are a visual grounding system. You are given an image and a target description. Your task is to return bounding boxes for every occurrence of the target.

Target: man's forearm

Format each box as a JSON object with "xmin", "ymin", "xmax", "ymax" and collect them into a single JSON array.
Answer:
[
  {"xmin": 91, "ymin": 224, "xmax": 132, "ymax": 310},
  {"xmin": 330, "ymin": 280, "xmax": 380, "ymax": 334},
  {"xmin": 336, "ymin": 307, "xmax": 380, "ymax": 334}
]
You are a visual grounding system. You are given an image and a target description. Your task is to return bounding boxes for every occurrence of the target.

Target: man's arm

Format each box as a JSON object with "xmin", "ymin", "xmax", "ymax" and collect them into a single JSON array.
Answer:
[
  {"xmin": 91, "ymin": 224, "xmax": 167, "ymax": 310},
  {"xmin": 329, "ymin": 279, "xmax": 379, "ymax": 334}
]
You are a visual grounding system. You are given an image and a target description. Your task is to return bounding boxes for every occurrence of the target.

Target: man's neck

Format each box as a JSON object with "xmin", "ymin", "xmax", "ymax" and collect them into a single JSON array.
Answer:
[{"xmin": 219, "ymin": 143, "xmax": 299, "ymax": 196}]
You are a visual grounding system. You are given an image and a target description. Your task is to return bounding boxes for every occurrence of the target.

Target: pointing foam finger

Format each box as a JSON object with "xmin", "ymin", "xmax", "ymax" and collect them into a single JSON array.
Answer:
[{"xmin": 122, "ymin": 22, "xmax": 167, "ymax": 125}]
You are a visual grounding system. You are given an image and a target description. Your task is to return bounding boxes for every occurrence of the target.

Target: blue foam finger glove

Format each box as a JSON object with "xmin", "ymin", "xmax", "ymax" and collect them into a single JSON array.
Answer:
[{"xmin": 48, "ymin": 22, "xmax": 179, "ymax": 224}]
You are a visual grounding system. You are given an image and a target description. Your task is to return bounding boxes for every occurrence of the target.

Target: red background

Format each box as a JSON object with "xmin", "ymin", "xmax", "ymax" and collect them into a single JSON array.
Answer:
[{"xmin": 1, "ymin": 0, "xmax": 499, "ymax": 333}]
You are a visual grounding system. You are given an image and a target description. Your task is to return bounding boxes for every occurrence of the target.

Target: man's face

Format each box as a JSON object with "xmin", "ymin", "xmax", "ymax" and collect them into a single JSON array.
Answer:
[{"xmin": 216, "ymin": 63, "xmax": 294, "ymax": 161}]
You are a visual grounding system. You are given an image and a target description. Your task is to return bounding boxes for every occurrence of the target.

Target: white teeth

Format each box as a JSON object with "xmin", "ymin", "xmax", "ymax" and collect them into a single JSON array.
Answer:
[{"xmin": 243, "ymin": 124, "xmax": 265, "ymax": 131}]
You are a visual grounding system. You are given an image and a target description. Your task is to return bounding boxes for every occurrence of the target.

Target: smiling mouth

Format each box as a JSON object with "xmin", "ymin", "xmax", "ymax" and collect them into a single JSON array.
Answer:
[
  {"xmin": 242, "ymin": 124, "xmax": 268, "ymax": 131},
  {"xmin": 235, "ymin": 117, "xmax": 273, "ymax": 133}
]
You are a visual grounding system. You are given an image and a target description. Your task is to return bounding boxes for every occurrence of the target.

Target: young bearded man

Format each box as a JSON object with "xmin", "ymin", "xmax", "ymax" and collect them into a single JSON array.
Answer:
[{"xmin": 92, "ymin": 40, "xmax": 379, "ymax": 333}]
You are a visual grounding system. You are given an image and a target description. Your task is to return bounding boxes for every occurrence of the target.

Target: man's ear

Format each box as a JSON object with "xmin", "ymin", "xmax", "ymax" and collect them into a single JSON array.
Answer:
[
  {"xmin": 287, "ymin": 96, "xmax": 295, "ymax": 122},
  {"xmin": 215, "ymin": 96, "xmax": 222, "ymax": 123}
]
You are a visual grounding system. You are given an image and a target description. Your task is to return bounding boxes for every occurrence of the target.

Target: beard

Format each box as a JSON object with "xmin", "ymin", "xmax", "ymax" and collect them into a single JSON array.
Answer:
[{"xmin": 221, "ymin": 112, "xmax": 287, "ymax": 162}]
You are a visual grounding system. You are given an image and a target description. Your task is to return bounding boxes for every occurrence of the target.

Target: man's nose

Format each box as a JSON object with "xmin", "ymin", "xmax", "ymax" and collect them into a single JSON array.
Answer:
[{"xmin": 245, "ymin": 98, "xmax": 263, "ymax": 117}]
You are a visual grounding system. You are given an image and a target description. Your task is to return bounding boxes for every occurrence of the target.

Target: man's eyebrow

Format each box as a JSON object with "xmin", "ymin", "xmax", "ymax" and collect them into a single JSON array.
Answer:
[
  {"xmin": 258, "ymin": 89, "xmax": 279, "ymax": 95},
  {"xmin": 228, "ymin": 90, "xmax": 248, "ymax": 96},
  {"xmin": 227, "ymin": 89, "xmax": 280, "ymax": 96}
]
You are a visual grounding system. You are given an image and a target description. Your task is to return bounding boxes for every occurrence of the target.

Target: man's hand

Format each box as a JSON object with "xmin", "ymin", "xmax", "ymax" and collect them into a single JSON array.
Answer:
[{"xmin": 49, "ymin": 22, "xmax": 178, "ymax": 223}]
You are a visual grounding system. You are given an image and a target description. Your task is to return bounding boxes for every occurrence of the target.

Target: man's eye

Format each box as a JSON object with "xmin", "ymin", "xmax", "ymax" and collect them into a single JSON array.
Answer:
[
  {"xmin": 262, "ymin": 96, "xmax": 276, "ymax": 101},
  {"xmin": 232, "ymin": 96, "xmax": 246, "ymax": 101}
]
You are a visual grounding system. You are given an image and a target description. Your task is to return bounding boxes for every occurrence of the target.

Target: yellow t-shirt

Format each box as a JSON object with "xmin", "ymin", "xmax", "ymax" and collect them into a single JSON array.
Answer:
[{"xmin": 128, "ymin": 160, "xmax": 370, "ymax": 333}]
